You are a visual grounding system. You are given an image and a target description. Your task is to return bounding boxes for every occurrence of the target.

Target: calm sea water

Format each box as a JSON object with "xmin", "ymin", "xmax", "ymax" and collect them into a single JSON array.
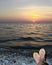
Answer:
[{"xmin": 0, "ymin": 22, "xmax": 52, "ymax": 46}]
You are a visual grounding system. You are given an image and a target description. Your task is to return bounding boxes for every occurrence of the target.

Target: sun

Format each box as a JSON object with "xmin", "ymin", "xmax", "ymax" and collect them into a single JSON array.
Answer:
[
  {"xmin": 21, "ymin": 10, "xmax": 40, "ymax": 21},
  {"xmin": 28, "ymin": 13, "xmax": 40, "ymax": 22}
]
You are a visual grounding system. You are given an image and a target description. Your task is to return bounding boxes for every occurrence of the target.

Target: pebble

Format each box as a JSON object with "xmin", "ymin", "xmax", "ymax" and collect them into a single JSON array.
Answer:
[{"xmin": 0, "ymin": 53, "xmax": 52, "ymax": 65}]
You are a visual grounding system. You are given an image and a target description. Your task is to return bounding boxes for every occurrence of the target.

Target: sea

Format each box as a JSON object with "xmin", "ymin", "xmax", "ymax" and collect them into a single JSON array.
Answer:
[
  {"xmin": 0, "ymin": 22, "xmax": 52, "ymax": 46},
  {"xmin": 0, "ymin": 22, "xmax": 52, "ymax": 65}
]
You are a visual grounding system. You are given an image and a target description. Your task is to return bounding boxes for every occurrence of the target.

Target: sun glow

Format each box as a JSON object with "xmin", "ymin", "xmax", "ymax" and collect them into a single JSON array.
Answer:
[
  {"xmin": 21, "ymin": 11, "xmax": 40, "ymax": 21},
  {"xmin": 0, "ymin": 5, "xmax": 52, "ymax": 22},
  {"xmin": 14, "ymin": 6, "xmax": 52, "ymax": 21}
]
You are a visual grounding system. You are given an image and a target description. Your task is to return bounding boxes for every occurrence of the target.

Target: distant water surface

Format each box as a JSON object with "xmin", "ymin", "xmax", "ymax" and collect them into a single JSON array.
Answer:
[{"xmin": 0, "ymin": 22, "xmax": 52, "ymax": 46}]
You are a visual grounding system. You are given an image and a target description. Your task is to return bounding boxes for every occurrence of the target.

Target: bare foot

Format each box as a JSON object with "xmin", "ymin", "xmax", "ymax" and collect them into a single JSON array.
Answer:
[{"xmin": 33, "ymin": 48, "xmax": 49, "ymax": 65}]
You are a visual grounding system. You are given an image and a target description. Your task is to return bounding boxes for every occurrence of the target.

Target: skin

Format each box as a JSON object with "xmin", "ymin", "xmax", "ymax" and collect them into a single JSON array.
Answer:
[
  {"xmin": 33, "ymin": 48, "xmax": 49, "ymax": 65},
  {"xmin": 37, "ymin": 60, "xmax": 48, "ymax": 65}
]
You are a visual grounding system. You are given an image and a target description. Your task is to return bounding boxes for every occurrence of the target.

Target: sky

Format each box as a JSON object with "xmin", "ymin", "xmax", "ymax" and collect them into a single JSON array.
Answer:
[{"xmin": 0, "ymin": 0, "xmax": 52, "ymax": 22}]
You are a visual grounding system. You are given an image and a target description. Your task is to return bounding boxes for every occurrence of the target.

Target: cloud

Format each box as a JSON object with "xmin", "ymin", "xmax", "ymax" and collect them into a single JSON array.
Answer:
[
  {"xmin": 0, "ymin": 0, "xmax": 52, "ymax": 9},
  {"xmin": 15, "ymin": 0, "xmax": 52, "ymax": 7},
  {"xmin": 45, "ymin": 14, "xmax": 52, "ymax": 16}
]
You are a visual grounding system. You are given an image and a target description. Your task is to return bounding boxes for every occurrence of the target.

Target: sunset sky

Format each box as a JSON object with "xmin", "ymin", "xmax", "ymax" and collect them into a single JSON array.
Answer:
[{"xmin": 0, "ymin": 0, "xmax": 52, "ymax": 22}]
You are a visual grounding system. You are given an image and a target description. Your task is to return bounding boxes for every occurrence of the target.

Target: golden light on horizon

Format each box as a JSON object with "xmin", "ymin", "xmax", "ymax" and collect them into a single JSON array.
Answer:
[
  {"xmin": 0, "ymin": 6, "xmax": 52, "ymax": 22},
  {"xmin": 13, "ymin": 6, "xmax": 52, "ymax": 21},
  {"xmin": 20, "ymin": 11, "xmax": 41, "ymax": 21}
]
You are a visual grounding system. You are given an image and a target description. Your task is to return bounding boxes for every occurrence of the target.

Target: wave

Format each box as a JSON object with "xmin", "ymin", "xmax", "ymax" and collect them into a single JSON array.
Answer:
[
  {"xmin": 18, "ymin": 37, "xmax": 52, "ymax": 42},
  {"xmin": 0, "ymin": 37, "xmax": 52, "ymax": 43},
  {"xmin": 26, "ymin": 32, "xmax": 38, "ymax": 35}
]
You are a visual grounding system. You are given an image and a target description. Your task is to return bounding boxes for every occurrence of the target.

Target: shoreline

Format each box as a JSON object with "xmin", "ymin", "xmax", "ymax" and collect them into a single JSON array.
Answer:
[{"xmin": 0, "ymin": 44, "xmax": 52, "ymax": 58}]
